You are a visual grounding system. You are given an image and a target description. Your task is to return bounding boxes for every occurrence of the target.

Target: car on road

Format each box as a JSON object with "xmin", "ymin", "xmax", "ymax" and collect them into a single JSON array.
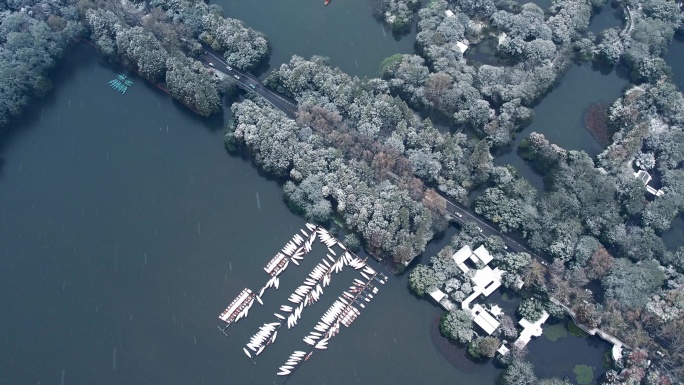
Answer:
[
  {"xmin": 227, "ymin": 65, "xmax": 233, "ymax": 71},
  {"xmin": 250, "ymin": 84, "xmax": 256, "ymax": 89},
  {"xmin": 503, "ymin": 245, "xmax": 508, "ymax": 250},
  {"xmin": 477, "ymin": 227, "xmax": 483, "ymax": 232},
  {"xmin": 455, "ymin": 212, "xmax": 462, "ymax": 218},
  {"xmin": 234, "ymin": 75, "xmax": 240, "ymax": 80},
  {"xmin": 209, "ymin": 62, "xmax": 214, "ymax": 67}
]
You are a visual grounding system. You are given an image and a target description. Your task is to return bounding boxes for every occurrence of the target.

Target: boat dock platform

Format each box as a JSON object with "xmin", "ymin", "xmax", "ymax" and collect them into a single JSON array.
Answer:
[{"xmin": 218, "ymin": 288, "xmax": 255, "ymax": 325}]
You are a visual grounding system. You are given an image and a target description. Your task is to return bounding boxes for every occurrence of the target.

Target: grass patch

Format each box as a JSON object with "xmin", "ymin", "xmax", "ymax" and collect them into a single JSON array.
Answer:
[
  {"xmin": 544, "ymin": 323, "xmax": 568, "ymax": 342},
  {"xmin": 574, "ymin": 364, "xmax": 594, "ymax": 385},
  {"xmin": 568, "ymin": 320, "xmax": 589, "ymax": 338}
]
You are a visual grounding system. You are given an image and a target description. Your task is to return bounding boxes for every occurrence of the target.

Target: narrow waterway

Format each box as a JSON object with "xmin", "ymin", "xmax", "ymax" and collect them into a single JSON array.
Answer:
[
  {"xmin": 0, "ymin": 44, "xmax": 502, "ymax": 385},
  {"xmin": 665, "ymin": 33, "xmax": 684, "ymax": 92},
  {"xmin": 216, "ymin": 0, "xmax": 417, "ymax": 79}
]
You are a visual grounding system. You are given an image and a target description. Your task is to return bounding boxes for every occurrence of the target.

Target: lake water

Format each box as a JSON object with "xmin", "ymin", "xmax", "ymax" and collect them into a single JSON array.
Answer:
[
  {"xmin": 494, "ymin": 62, "xmax": 629, "ymax": 191},
  {"xmin": 665, "ymin": 33, "xmax": 684, "ymax": 91},
  {"xmin": 216, "ymin": 0, "xmax": 417, "ymax": 79},
  {"xmin": 0, "ymin": 44, "xmax": 504, "ymax": 385}
]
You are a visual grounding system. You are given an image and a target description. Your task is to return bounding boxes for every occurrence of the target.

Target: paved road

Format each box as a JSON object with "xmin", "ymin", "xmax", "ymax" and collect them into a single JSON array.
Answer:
[
  {"xmin": 200, "ymin": 50, "xmax": 298, "ymax": 118},
  {"xmin": 442, "ymin": 198, "xmax": 550, "ymax": 265}
]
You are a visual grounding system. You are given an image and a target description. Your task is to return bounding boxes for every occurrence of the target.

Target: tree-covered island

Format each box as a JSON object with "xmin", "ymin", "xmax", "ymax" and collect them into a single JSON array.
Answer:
[{"xmin": 1, "ymin": 0, "xmax": 684, "ymax": 383}]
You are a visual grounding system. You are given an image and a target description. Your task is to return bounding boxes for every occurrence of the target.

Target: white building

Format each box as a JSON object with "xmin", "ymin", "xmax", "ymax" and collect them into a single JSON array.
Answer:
[
  {"xmin": 472, "ymin": 304, "xmax": 500, "ymax": 335},
  {"xmin": 513, "ymin": 311, "xmax": 550, "ymax": 349}
]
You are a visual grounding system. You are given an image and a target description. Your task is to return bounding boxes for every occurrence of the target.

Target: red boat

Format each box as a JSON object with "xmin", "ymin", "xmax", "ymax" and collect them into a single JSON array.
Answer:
[{"xmin": 324, "ymin": 0, "xmax": 330, "ymax": 5}]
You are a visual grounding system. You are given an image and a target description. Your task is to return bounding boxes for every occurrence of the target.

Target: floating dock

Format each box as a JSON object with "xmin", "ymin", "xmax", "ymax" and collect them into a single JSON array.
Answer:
[{"xmin": 218, "ymin": 288, "xmax": 255, "ymax": 325}]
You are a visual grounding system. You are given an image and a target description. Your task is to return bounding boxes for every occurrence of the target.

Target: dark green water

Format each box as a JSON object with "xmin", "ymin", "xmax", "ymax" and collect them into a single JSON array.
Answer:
[
  {"xmin": 665, "ymin": 34, "xmax": 684, "ymax": 92},
  {"xmin": 587, "ymin": 1, "xmax": 624, "ymax": 35},
  {"xmin": 0, "ymin": 44, "xmax": 503, "ymax": 385},
  {"xmin": 217, "ymin": 0, "xmax": 417, "ymax": 79},
  {"xmin": 495, "ymin": 62, "xmax": 628, "ymax": 191},
  {"xmin": 529, "ymin": 320, "xmax": 611, "ymax": 383}
]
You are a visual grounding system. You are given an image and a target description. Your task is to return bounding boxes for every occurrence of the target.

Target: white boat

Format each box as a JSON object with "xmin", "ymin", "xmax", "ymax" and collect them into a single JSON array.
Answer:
[
  {"xmin": 300, "ymin": 229, "xmax": 309, "ymax": 237},
  {"xmin": 256, "ymin": 296, "xmax": 264, "ymax": 305},
  {"xmin": 291, "ymin": 258, "xmax": 299, "ymax": 266},
  {"xmin": 274, "ymin": 277, "xmax": 280, "ymax": 289},
  {"xmin": 256, "ymin": 346, "xmax": 265, "ymax": 356},
  {"xmin": 270, "ymin": 331, "xmax": 277, "ymax": 343},
  {"xmin": 306, "ymin": 223, "xmax": 317, "ymax": 231},
  {"xmin": 244, "ymin": 348, "xmax": 252, "ymax": 358},
  {"xmin": 327, "ymin": 247, "xmax": 336, "ymax": 256},
  {"xmin": 277, "ymin": 370, "xmax": 290, "ymax": 376}
]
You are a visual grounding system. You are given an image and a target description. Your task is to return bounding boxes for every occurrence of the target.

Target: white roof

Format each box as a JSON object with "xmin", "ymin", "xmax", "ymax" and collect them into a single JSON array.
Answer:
[
  {"xmin": 498, "ymin": 344, "xmax": 510, "ymax": 356},
  {"xmin": 515, "ymin": 311, "xmax": 550, "ymax": 348},
  {"xmin": 472, "ymin": 304, "xmax": 500, "ymax": 335},
  {"xmin": 445, "ymin": 9, "xmax": 455, "ymax": 17},
  {"xmin": 452, "ymin": 245, "xmax": 472, "ymax": 265},
  {"xmin": 455, "ymin": 41, "xmax": 469, "ymax": 54},
  {"xmin": 634, "ymin": 170, "xmax": 652, "ymax": 184},
  {"xmin": 473, "ymin": 245, "xmax": 492, "ymax": 265},
  {"xmin": 428, "ymin": 288, "xmax": 446, "ymax": 303},
  {"xmin": 471, "ymin": 266, "xmax": 502, "ymax": 296}
]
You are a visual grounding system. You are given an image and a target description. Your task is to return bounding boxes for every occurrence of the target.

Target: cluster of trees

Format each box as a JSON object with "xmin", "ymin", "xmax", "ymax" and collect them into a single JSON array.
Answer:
[
  {"xmin": 227, "ymin": 94, "xmax": 444, "ymax": 265},
  {"xmin": 439, "ymin": 309, "xmax": 476, "ymax": 344},
  {"xmin": 377, "ymin": 0, "xmax": 684, "ymax": 380},
  {"xmin": 268, "ymin": 57, "xmax": 497, "ymax": 202},
  {"xmin": 370, "ymin": 0, "xmax": 421, "ymax": 33},
  {"xmin": 599, "ymin": 0, "xmax": 682, "ymax": 83},
  {"xmin": 149, "ymin": 0, "xmax": 269, "ymax": 70},
  {"xmin": 498, "ymin": 351, "xmax": 573, "ymax": 385},
  {"xmin": 0, "ymin": 1, "xmax": 84, "ymax": 128},
  {"xmin": 82, "ymin": 0, "xmax": 270, "ymax": 116},
  {"xmin": 381, "ymin": 0, "xmax": 600, "ymax": 147},
  {"xmin": 85, "ymin": 7, "xmax": 220, "ymax": 116}
]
